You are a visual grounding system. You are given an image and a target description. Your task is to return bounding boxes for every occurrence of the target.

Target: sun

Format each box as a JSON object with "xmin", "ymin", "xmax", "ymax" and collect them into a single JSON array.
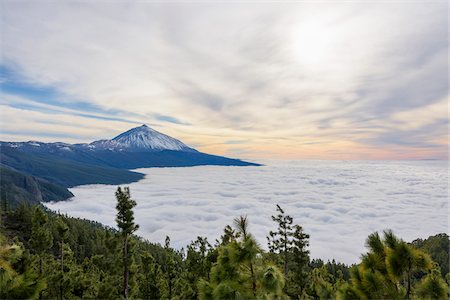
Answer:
[{"xmin": 290, "ymin": 20, "xmax": 337, "ymax": 69}]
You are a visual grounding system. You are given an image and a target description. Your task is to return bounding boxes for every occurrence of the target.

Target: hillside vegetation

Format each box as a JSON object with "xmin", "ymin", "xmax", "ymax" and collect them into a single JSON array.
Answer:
[
  {"xmin": 1, "ymin": 146, "xmax": 145, "ymax": 187},
  {"xmin": 0, "ymin": 145, "xmax": 145, "ymax": 204},
  {"xmin": 0, "ymin": 189, "xmax": 448, "ymax": 299},
  {"xmin": 0, "ymin": 166, "xmax": 74, "ymax": 207}
]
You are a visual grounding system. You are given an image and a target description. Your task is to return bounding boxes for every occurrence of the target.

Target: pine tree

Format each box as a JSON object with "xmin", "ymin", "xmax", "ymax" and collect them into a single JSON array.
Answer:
[
  {"xmin": 267, "ymin": 204, "xmax": 294, "ymax": 277},
  {"xmin": 340, "ymin": 230, "xmax": 436, "ymax": 299},
  {"xmin": 414, "ymin": 268, "xmax": 449, "ymax": 299},
  {"xmin": 290, "ymin": 224, "xmax": 310, "ymax": 294},
  {"xmin": 56, "ymin": 217, "xmax": 69, "ymax": 300},
  {"xmin": 0, "ymin": 234, "xmax": 46, "ymax": 299},
  {"xmin": 217, "ymin": 225, "xmax": 238, "ymax": 246},
  {"xmin": 115, "ymin": 187, "xmax": 139, "ymax": 299},
  {"xmin": 199, "ymin": 217, "xmax": 285, "ymax": 299},
  {"xmin": 185, "ymin": 236, "xmax": 214, "ymax": 297},
  {"xmin": 139, "ymin": 252, "xmax": 161, "ymax": 299},
  {"xmin": 29, "ymin": 206, "xmax": 53, "ymax": 299},
  {"xmin": 162, "ymin": 236, "xmax": 177, "ymax": 299},
  {"xmin": 260, "ymin": 264, "xmax": 285, "ymax": 298},
  {"xmin": 234, "ymin": 216, "xmax": 258, "ymax": 297},
  {"xmin": 199, "ymin": 235, "xmax": 249, "ymax": 299},
  {"xmin": 267, "ymin": 204, "xmax": 310, "ymax": 296},
  {"xmin": 72, "ymin": 258, "xmax": 94, "ymax": 298}
]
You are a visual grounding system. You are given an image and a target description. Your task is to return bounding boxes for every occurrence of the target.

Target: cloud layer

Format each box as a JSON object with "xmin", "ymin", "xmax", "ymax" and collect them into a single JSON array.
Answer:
[
  {"xmin": 45, "ymin": 160, "xmax": 448, "ymax": 264},
  {"xmin": 1, "ymin": 2, "xmax": 448, "ymax": 159}
]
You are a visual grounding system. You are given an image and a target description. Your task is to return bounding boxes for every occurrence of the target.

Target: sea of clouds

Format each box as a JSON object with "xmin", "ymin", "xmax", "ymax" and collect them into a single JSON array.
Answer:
[{"xmin": 45, "ymin": 160, "xmax": 448, "ymax": 264}]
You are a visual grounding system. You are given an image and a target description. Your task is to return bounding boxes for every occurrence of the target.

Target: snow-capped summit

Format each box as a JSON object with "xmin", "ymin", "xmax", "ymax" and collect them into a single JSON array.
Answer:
[{"xmin": 89, "ymin": 124, "xmax": 195, "ymax": 152}]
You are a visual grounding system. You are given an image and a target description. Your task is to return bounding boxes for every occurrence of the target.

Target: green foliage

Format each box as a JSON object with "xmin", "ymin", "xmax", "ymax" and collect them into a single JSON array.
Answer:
[
  {"xmin": 116, "ymin": 187, "xmax": 139, "ymax": 236},
  {"xmin": 1, "ymin": 191, "xmax": 448, "ymax": 300},
  {"xmin": 160, "ymin": 236, "xmax": 178, "ymax": 299},
  {"xmin": 28, "ymin": 206, "xmax": 53, "ymax": 298},
  {"xmin": 267, "ymin": 204, "xmax": 310, "ymax": 296},
  {"xmin": 217, "ymin": 224, "xmax": 238, "ymax": 246},
  {"xmin": 56, "ymin": 217, "xmax": 69, "ymax": 241},
  {"xmin": 412, "ymin": 233, "xmax": 449, "ymax": 276},
  {"xmin": 414, "ymin": 269, "xmax": 449, "ymax": 299},
  {"xmin": 138, "ymin": 252, "xmax": 162, "ymax": 299},
  {"xmin": 0, "ymin": 233, "xmax": 46, "ymax": 299},
  {"xmin": 340, "ymin": 230, "xmax": 442, "ymax": 300},
  {"xmin": 115, "ymin": 186, "xmax": 139, "ymax": 299},
  {"xmin": 184, "ymin": 236, "xmax": 215, "ymax": 298},
  {"xmin": 199, "ymin": 215, "xmax": 286, "ymax": 299},
  {"xmin": 29, "ymin": 206, "xmax": 53, "ymax": 255},
  {"xmin": 310, "ymin": 258, "xmax": 351, "ymax": 282},
  {"xmin": 259, "ymin": 264, "xmax": 285, "ymax": 297},
  {"xmin": 268, "ymin": 204, "xmax": 294, "ymax": 277}
]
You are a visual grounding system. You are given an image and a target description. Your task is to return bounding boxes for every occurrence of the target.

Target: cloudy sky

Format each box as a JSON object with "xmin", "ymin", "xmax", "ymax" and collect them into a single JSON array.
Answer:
[{"xmin": 1, "ymin": 1, "xmax": 448, "ymax": 160}]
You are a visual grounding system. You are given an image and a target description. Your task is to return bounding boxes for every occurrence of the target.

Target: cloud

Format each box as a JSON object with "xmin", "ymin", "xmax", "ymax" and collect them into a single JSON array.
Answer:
[
  {"xmin": 0, "ymin": 2, "xmax": 447, "ymax": 159},
  {"xmin": 45, "ymin": 161, "xmax": 448, "ymax": 264},
  {"xmin": 154, "ymin": 113, "xmax": 191, "ymax": 125}
]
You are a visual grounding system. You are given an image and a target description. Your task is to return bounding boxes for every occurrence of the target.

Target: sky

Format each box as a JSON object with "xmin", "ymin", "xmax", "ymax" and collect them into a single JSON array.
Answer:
[{"xmin": 0, "ymin": 1, "xmax": 448, "ymax": 160}]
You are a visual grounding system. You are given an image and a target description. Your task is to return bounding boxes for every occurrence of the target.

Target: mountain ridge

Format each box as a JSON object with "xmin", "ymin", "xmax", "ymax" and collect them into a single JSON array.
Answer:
[{"xmin": 0, "ymin": 125, "xmax": 259, "ymax": 205}]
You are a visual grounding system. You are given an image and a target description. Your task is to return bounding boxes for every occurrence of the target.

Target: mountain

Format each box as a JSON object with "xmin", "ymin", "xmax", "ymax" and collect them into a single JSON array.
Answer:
[
  {"xmin": 88, "ymin": 124, "xmax": 195, "ymax": 152},
  {"xmin": 0, "ymin": 125, "xmax": 259, "ymax": 169},
  {"xmin": 0, "ymin": 125, "xmax": 259, "ymax": 205}
]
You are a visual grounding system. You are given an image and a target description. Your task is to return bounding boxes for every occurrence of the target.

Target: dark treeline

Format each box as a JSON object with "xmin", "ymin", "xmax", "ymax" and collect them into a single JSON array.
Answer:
[{"xmin": 0, "ymin": 187, "xmax": 448, "ymax": 299}]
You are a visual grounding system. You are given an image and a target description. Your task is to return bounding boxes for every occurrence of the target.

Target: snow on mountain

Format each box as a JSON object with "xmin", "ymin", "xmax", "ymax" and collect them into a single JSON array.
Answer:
[{"xmin": 89, "ymin": 124, "xmax": 195, "ymax": 152}]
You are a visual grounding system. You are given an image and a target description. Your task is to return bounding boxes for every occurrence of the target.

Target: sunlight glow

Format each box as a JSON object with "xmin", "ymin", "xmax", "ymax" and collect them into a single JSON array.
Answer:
[{"xmin": 291, "ymin": 19, "xmax": 338, "ymax": 69}]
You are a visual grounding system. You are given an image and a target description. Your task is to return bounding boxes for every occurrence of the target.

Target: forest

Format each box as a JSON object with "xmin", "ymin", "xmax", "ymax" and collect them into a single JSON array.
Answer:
[{"xmin": 0, "ymin": 187, "xmax": 448, "ymax": 299}]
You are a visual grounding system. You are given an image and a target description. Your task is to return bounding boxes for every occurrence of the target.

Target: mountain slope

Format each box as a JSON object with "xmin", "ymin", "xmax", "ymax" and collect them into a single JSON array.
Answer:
[
  {"xmin": 0, "ymin": 165, "xmax": 74, "ymax": 207},
  {"xmin": 84, "ymin": 149, "xmax": 259, "ymax": 169},
  {"xmin": 0, "ymin": 145, "xmax": 145, "ymax": 187}
]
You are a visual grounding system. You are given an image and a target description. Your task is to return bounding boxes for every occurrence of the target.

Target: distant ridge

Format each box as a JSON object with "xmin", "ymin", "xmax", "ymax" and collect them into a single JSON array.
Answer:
[{"xmin": 0, "ymin": 125, "xmax": 259, "ymax": 205}]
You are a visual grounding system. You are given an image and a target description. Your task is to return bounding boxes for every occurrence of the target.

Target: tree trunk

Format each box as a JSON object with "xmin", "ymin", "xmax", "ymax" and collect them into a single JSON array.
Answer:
[
  {"xmin": 284, "ymin": 251, "xmax": 288, "ymax": 277},
  {"xmin": 146, "ymin": 273, "xmax": 151, "ymax": 300},
  {"xmin": 60, "ymin": 241, "xmax": 64, "ymax": 300},
  {"xmin": 39, "ymin": 257, "xmax": 43, "ymax": 300},
  {"xmin": 250, "ymin": 262, "xmax": 257, "ymax": 296},
  {"xmin": 39, "ymin": 256, "xmax": 43, "ymax": 276},
  {"xmin": 406, "ymin": 267, "xmax": 411, "ymax": 299},
  {"xmin": 284, "ymin": 228, "xmax": 288, "ymax": 278},
  {"xmin": 124, "ymin": 235, "xmax": 129, "ymax": 299},
  {"xmin": 169, "ymin": 278, "xmax": 172, "ymax": 299}
]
